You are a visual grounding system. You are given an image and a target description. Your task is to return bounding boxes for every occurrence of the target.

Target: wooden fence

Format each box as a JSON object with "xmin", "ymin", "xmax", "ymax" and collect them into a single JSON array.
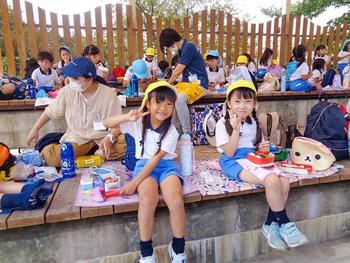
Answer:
[{"xmin": 0, "ymin": 0, "xmax": 350, "ymax": 77}]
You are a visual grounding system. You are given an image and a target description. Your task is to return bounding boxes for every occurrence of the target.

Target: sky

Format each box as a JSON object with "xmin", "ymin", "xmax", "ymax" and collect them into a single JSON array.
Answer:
[{"xmin": 22, "ymin": 0, "xmax": 348, "ymax": 26}]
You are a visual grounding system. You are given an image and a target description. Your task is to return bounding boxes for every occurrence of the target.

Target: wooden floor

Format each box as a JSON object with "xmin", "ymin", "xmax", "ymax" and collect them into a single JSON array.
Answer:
[{"xmin": 0, "ymin": 145, "xmax": 350, "ymax": 231}]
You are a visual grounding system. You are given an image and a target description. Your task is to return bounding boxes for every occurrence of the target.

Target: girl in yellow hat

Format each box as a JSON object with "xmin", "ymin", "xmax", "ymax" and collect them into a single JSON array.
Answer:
[
  {"xmin": 144, "ymin": 47, "xmax": 158, "ymax": 81},
  {"xmin": 215, "ymin": 80, "xmax": 307, "ymax": 251},
  {"xmin": 104, "ymin": 81, "xmax": 187, "ymax": 263}
]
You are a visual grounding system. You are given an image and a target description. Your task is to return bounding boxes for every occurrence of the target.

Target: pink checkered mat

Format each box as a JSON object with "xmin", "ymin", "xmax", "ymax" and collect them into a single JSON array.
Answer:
[{"xmin": 74, "ymin": 160, "xmax": 343, "ymax": 207}]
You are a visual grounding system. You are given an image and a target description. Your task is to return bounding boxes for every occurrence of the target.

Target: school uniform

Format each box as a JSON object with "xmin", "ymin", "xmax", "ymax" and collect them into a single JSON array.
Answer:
[
  {"xmin": 337, "ymin": 51, "xmax": 350, "ymax": 73},
  {"xmin": 143, "ymin": 58, "xmax": 158, "ymax": 79},
  {"xmin": 314, "ymin": 54, "xmax": 331, "ymax": 65},
  {"xmin": 119, "ymin": 119, "xmax": 181, "ymax": 184},
  {"xmin": 308, "ymin": 69, "xmax": 323, "ymax": 86},
  {"xmin": 31, "ymin": 67, "xmax": 60, "ymax": 88},
  {"xmin": 206, "ymin": 66, "xmax": 225, "ymax": 84},
  {"xmin": 124, "ymin": 67, "xmax": 151, "ymax": 81},
  {"xmin": 289, "ymin": 62, "xmax": 312, "ymax": 91}
]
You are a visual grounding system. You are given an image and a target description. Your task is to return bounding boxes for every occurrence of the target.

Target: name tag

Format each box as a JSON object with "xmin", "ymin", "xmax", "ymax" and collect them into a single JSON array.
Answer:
[{"xmin": 93, "ymin": 121, "xmax": 107, "ymax": 131}]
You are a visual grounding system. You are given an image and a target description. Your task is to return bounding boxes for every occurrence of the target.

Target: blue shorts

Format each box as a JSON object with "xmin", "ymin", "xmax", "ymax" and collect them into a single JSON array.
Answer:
[
  {"xmin": 219, "ymin": 148, "xmax": 255, "ymax": 181},
  {"xmin": 133, "ymin": 159, "xmax": 182, "ymax": 185}
]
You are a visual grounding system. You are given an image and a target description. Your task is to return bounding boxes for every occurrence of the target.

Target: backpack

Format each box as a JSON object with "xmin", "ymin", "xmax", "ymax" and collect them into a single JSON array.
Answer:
[
  {"xmin": 0, "ymin": 142, "xmax": 16, "ymax": 180},
  {"xmin": 284, "ymin": 61, "xmax": 298, "ymax": 80},
  {"xmin": 304, "ymin": 100, "xmax": 348, "ymax": 160},
  {"xmin": 191, "ymin": 103, "xmax": 223, "ymax": 145},
  {"xmin": 322, "ymin": 69, "xmax": 336, "ymax": 87},
  {"xmin": 123, "ymin": 133, "xmax": 138, "ymax": 171},
  {"xmin": 258, "ymin": 112, "xmax": 287, "ymax": 148}
]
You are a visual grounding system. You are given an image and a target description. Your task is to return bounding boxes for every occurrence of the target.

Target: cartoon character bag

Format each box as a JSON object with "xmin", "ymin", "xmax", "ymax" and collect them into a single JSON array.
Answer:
[
  {"xmin": 291, "ymin": 137, "xmax": 336, "ymax": 171},
  {"xmin": 174, "ymin": 82, "xmax": 205, "ymax": 104}
]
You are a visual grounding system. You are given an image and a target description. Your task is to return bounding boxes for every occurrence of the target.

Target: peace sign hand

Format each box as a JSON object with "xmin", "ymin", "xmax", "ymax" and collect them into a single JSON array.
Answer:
[
  {"xmin": 228, "ymin": 109, "xmax": 241, "ymax": 131},
  {"xmin": 127, "ymin": 103, "xmax": 149, "ymax": 122}
]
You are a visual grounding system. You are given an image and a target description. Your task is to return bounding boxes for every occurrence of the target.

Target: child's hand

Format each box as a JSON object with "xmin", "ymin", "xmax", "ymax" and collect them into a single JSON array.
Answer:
[
  {"xmin": 26, "ymin": 128, "xmax": 39, "ymax": 146},
  {"xmin": 120, "ymin": 181, "xmax": 138, "ymax": 195},
  {"xmin": 228, "ymin": 109, "xmax": 241, "ymax": 131},
  {"xmin": 127, "ymin": 103, "xmax": 149, "ymax": 122},
  {"xmin": 258, "ymin": 141, "xmax": 270, "ymax": 152}
]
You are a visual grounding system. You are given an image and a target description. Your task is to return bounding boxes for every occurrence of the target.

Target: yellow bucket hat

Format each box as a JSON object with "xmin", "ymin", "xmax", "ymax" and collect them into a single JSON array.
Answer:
[
  {"xmin": 142, "ymin": 80, "xmax": 177, "ymax": 105},
  {"xmin": 145, "ymin": 47, "xmax": 155, "ymax": 56},
  {"xmin": 226, "ymin": 80, "xmax": 257, "ymax": 98},
  {"xmin": 272, "ymin": 59, "xmax": 279, "ymax": 65},
  {"xmin": 236, "ymin": 55, "xmax": 248, "ymax": 65}
]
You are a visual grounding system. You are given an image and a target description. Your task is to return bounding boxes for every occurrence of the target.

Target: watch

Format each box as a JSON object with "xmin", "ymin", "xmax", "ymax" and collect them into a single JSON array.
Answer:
[{"xmin": 106, "ymin": 133, "xmax": 116, "ymax": 144}]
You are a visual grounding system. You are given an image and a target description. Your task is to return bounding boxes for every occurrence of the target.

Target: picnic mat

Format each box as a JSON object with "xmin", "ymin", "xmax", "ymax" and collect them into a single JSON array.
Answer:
[{"xmin": 74, "ymin": 161, "xmax": 198, "ymax": 207}]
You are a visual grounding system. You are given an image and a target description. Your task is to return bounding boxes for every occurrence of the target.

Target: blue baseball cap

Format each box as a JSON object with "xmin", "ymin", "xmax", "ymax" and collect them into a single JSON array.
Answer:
[
  {"xmin": 207, "ymin": 50, "xmax": 223, "ymax": 67},
  {"xmin": 131, "ymin": 59, "xmax": 147, "ymax": 79},
  {"xmin": 61, "ymin": 57, "xmax": 97, "ymax": 79}
]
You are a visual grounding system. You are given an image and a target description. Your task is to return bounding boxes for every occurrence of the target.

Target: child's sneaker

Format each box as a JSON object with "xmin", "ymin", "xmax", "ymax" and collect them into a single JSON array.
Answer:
[
  {"xmin": 261, "ymin": 222, "xmax": 287, "ymax": 251},
  {"xmin": 139, "ymin": 253, "xmax": 157, "ymax": 263},
  {"xmin": 279, "ymin": 222, "xmax": 308, "ymax": 248},
  {"xmin": 168, "ymin": 242, "xmax": 186, "ymax": 263}
]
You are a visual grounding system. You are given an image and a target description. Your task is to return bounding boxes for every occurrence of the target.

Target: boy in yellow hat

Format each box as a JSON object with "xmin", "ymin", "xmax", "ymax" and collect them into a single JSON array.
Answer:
[
  {"xmin": 143, "ymin": 47, "xmax": 158, "ymax": 81},
  {"xmin": 227, "ymin": 55, "xmax": 258, "ymax": 90}
]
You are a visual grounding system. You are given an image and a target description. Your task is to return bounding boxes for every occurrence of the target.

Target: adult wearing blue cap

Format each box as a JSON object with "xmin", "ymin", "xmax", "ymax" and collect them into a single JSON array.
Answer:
[
  {"xmin": 122, "ymin": 59, "xmax": 151, "ymax": 92},
  {"xmin": 26, "ymin": 57, "xmax": 125, "ymax": 167}
]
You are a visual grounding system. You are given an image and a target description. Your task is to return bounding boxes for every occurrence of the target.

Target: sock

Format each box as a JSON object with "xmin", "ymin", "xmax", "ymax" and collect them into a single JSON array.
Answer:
[
  {"xmin": 36, "ymin": 188, "xmax": 54, "ymax": 207},
  {"xmin": 172, "ymin": 236, "xmax": 185, "ymax": 254},
  {"xmin": 140, "ymin": 240, "xmax": 153, "ymax": 258},
  {"xmin": 265, "ymin": 207, "xmax": 276, "ymax": 226},
  {"xmin": 273, "ymin": 209, "xmax": 291, "ymax": 227}
]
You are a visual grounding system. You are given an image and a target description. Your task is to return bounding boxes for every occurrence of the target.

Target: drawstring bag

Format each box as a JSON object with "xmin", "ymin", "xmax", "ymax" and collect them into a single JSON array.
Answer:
[
  {"xmin": 174, "ymin": 82, "xmax": 205, "ymax": 104},
  {"xmin": 0, "ymin": 142, "xmax": 16, "ymax": 180}
]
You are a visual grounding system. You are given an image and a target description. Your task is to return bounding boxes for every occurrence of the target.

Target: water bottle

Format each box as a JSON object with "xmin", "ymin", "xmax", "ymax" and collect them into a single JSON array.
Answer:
[
  {"xmin": 60, "ymin": 142, "xmax": 76, "ymax": 178},
  {"xmin": 180, "ymin": 133, "xmax": 193, "ymax": 176},
  {"xmin": 343, "ymin": 73, "xmax": 350, "ymax": 89},
  {"xmin": 130, "ymin": 74, "xmax": 139, "ymax": 97},
  {"xmin": 281, "ymin": 71, "xmax": 287, "ymax": 92}
]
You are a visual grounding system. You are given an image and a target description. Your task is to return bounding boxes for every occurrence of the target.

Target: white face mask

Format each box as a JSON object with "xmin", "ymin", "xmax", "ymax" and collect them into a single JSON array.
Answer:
[
  {"xmin": 70, "ymin": 79, "xmax": 83, "ymax": 93},
  {"xmin": 169, "ymin": 46, "xmax": 179, "ymax": 55}
]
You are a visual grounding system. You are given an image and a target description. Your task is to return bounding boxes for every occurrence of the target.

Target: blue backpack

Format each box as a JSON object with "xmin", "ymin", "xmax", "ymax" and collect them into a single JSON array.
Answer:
[
  {"xmin": 123, "ymin": 133, "xmax": 138, "ymax": 171},
  {"xmin": 284, "ymin": 61, "xmax": 298, "ymax": 80},
  {"xmin": 322, "ymin": 69, "xmax": 336, "ymax": 87},
  {"xmin": 304, "ymin": 100, "xmax": 348, "ymax": 160}
]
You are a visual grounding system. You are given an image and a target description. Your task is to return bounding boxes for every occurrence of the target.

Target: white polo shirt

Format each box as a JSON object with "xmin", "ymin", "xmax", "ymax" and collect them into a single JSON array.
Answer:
[
  {"xmin": 290, "ymin": 62, "xmax": 309, "ymax": 81},
  {"xmin": 309, "ymin": 69, "xmax": 323, "ymax": 85},
  {"xmin": 337, "ymin": 51, "xmax": 350, "ymax": 64},
  {"xmin": 143, "ymin": 58, "xmax": 158, "ymax": 77},
  {"xmin": 31, "ymin": 67, "xmax": 60, "ymax": 88},
  {"xmin": 314, "ymin": 55, "xmax": 331, "ymax": 65},
  {"xmin": 206, "ymin": 66, "xmax": 225, "ymax": 84},
  {"xmin": 215, "ymin": 117, "xmax": 257, "ymax": 153},
  {"xmin": 119, "ymin": 118, "xmax": 179, "ymax": 160}
]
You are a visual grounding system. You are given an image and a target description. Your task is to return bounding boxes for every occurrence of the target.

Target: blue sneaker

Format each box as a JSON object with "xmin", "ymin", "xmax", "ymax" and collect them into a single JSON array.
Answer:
[
  {"xmin": 279, "ymin": 222, "xmax": 308, "ymax": 248},
  {"xmin": 261, "ymin": 222, "xmax": 287, "ymax": 251}
]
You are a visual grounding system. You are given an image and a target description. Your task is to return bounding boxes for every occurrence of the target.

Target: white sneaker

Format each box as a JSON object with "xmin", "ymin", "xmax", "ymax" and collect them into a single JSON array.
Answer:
[
  {"xmin": 139, "ymin": 253, "xmax": 157, "ymax": 263},
  {"xmin": 168, "ymin": 242, "xmax": 187, "ymax": 263}
]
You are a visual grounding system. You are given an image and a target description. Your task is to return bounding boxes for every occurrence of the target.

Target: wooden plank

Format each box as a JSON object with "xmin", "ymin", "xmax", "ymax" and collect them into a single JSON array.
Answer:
[
  {"xmin": 38, "ymin": 7, "xmax": 49, "ymax": 51},
  {"xmin": 25, "ymin": 1, "xmax": 37, "ymax": 58},
  {"xmin": 81, "ymin": 205, "xmax": 114, "ymax": 219},
  {"xmin": 46, "ymin": 176, "xmax": 81, "ymax": 223},
  {"xmin": 174, "ymin": 19, "xmax": 181, "ymax": 35},
  {"xmin": 0, "ymin": 210, "xmax": 12, "ymax": 230},
  {"xmin": 0, "ymin": 45, "xmax": 3, "ymax": 74},
  {"xmin": 287, "ymin": 15, "xmax": 294, "ymax": 62},
  {"xmin": 218, "ymin": 11, "xmax": 224, "ymax": 57},
  {"xmin": 307, "ymin": 22, "xmax": 314, "ymax": 66},
  {"xmin": 334, "ymin": 24, "xmax": 341, "ymax": 68},
  {"xmin": 315, "ymin": 25, "xmax": 321, "ymax": 49},
  {"xmin": 250, "ymin": 23, "xmax": 256, "ymax": 59},
  {"xmin": 156, "ymin": 17, "xmax": 163, "ymax": 60},
  {"xmin": 84, "ymin": 11, "xmax": 93, "ymax": 45},
  {"xmin": 342, "ymin": 21, "xmax": 348, "ymax": 45},
  {"xmin": 257, "ymin": 23, "xmax": 263, "ymax": 60},
  {"xmin": 50, "ymin": 12, "xmax": 60, "ymax": 62},
  {"xmin": 266, "ymin": 20, "xmax": 272, "ymax": 48},
  {"xmin": 116, "ymin": 4, "xmax": 124, "ymax": 68},
  {"xmin": 273, "ymin": 17, "xmax": 279, "ymax": 58},
  {"xmin": 242, "ymin": 21, "xmax": 248, "ymax": 54},
  {"xmin": 319, "ymin": 174, "xmax": 340, "ymax": 184},
  {"xmin": 202, "ymin": 193, "xmax": 227, "ymax": 201},
  {"xmin": 183, "ymin": 16, "xmax": 190, "ymax": 40},
  {"xmin": 280, "ymin": 15, "xmax": 287, "ymax": 65},
  {"xmin": 126, "ymin": 5, "xmax": 135, "ymax": 65},
  {"xmin": 105, "ymin": 4, "xmax": 115, "ymax": 70},
  {"xmin": 209, "ymin": 9, "xmax": 216, "ymax": 50},
  {"xmin": 234, "ymin": 18, "xmax": 240, "ymax": 63},
  {"xmin": 95, "ymin": 6, "xmax": 104, "ymax": 61},
  {"xmin": 192, "ymin": 13, "xmax": 199, "ymax": 46},
  {"xmin": 337, "ymin": 161, "xmax": 350, "ymax": 181},
  {"xmin": 201, "ymin": 10, "xmax": 208, "ymax": 55},
  {"xmin": 0, "ymin": 0, "xmax": 16, "ymax": 76},
  {"xmin": 136, "ymin": 8, "xmax": 144, "ymax": 59},
  {"xmin": 7, "ymin": 184, "xmax": 58, "ymax": 229},
  {"xmin": 114, "ymin": 202, "xmax": 139, "ymax": 214},
  {"xmin": 301, "ymin": 17, "xmax": 308, "ymax": 46},
  {"xmin": 165, "ymin": 19, "xmax": 172, "ymax": 62},
  {"xmin": 298, "ymin": 178, "xmax": 319, "ymax": 186},
  {"xmin": 62, "ymin": 15, "xmax": 71, "ymax": 47},
  {"xmin": 321, "ymin": 26, "xmax": 328, "ymax": 46},
  {"xmin": 294, "ymin": 16, "xmax": 301, "ymax": 47},
  {"xmin": 146, "ymin": 14, "xmax": 153, "ymax": 49},
  {"xmin": 74, "ymin": 14, "xmax": 83, "ymax": 57},
  {"xmin": 227, "ymin": 189, "xmax": 252, "ymax": 197},
  {"xmin": 13, "ymin": 0, "xmax": 26, "ymax": 78},
  {"xmin": 184, "ymin": 192, "xmax": 202, "ymax": 203},
  {"xmin": 226, "ymin": 14, "xmax": 232, "ymax": 67},
  {"xmin": 328, "ymin": 26, "xmax": 335, "ymax": 58},
  {"xmin": 290, "ymin": 181, "xmax": 298, "ymax": 188}
]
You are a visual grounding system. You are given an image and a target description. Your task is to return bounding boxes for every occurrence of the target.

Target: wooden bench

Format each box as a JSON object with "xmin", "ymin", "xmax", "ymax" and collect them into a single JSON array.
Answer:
[{"xmin": 1, "ymin": 145, "xmax": 350, "ymax": 231}]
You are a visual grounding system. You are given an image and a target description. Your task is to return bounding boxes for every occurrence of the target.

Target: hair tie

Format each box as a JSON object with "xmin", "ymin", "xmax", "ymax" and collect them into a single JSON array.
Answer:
[{"xmin": 139, "ymin": 140, "xmax": 144, "ymax": 146}]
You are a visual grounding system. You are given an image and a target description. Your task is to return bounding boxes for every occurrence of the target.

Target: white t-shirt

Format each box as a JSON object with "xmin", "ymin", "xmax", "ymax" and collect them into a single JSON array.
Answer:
[
  {"xmin": 215, "ymin": 117, "xmax": 257, "ymax": 154},
  {"xmin": 143, "ymin": 58, "xmax": 158, "ymax": 78},
  {"xmin": 124, "ymin": 67, "xmax": 151, "ymax": 81},
  {"xmin": 343, "ymin": 65, "xmax": 350, "ymax": 75},
  {"xmin": 309, "ymin": 69, "xmax": 323, "ymax": 85},
  {"xmin": 290, "ymin": 62, "xmax": 309, "ymax": 81},
  {"xmin": 337, "ymin": 51, "xmax": 350, "ymax": 64},
  {"xmin": 314, "ymin": 54, "xmax": 331, "ymax": 65},
  {"xmin": 31, "ymin": 68, "xmax": 60, "ymax": 88},
  {"xmin": 248, "ymin": 61, "xmax": 257, "ymax": 73},
  {"xmin": 119, "ymin": 118, "xmax": 179, "ymax": 159},
  {"xmin": 206, "ymin": 67, "xmax": 225, "ymax": 83}
]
